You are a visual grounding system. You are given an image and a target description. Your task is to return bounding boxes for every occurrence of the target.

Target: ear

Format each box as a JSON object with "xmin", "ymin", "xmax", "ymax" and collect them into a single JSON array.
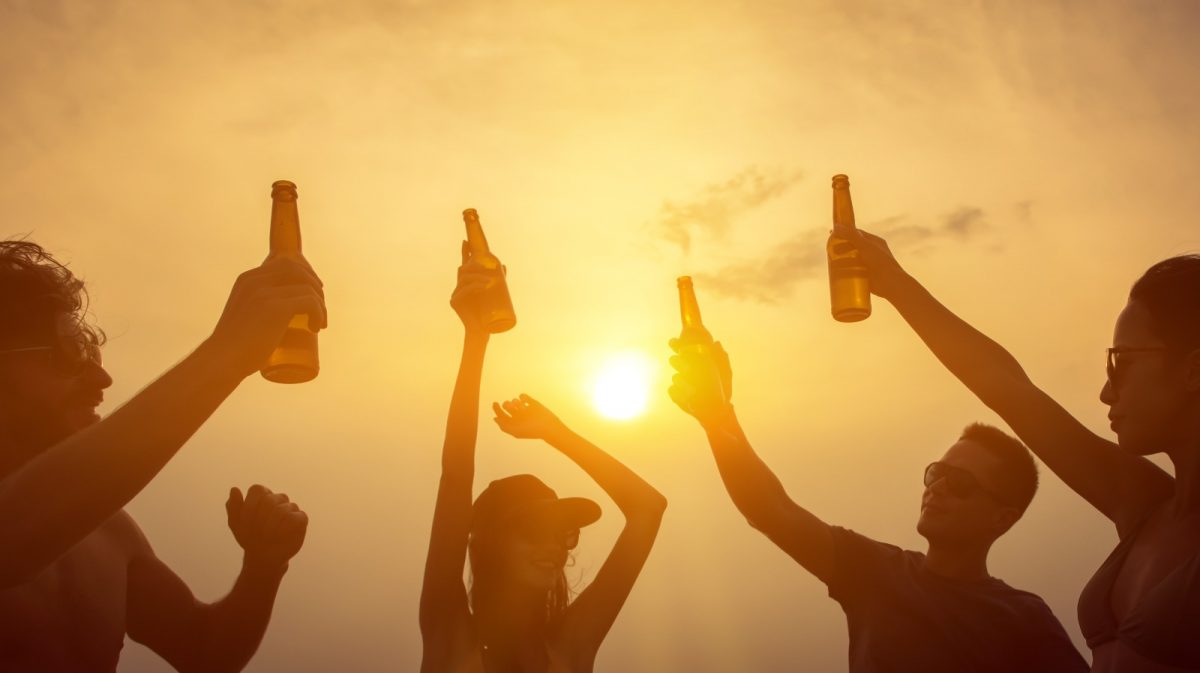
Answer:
[{"xmin": 1183, "ymin": 348, "xmax": 1200, "ymax": 393}]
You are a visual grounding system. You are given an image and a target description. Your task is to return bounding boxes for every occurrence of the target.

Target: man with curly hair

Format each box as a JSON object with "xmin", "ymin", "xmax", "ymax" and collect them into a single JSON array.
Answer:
[{"xmin": 0, "ymin": 240, "xmax": 327, "ymax": 672}]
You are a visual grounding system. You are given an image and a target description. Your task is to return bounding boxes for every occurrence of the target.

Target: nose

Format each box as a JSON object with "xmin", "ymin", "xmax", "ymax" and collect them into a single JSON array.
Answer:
[
  {"xmin": 1099, "ymin": 377, "xmax": 1116, "ymax": 406},
  {"xmin": 85, "ymin": 361, "xmax": 113, "ymax": 390}
]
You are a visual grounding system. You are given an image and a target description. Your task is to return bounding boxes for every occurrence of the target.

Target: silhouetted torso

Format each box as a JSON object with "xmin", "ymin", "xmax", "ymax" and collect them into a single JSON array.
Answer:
[
  {"xmin": 422, "ymin": 615, "xmax": 580, "ymax": 673},
  {"xmin": 0, "ymin": 511, "xmax": 140, "ymax": 672},
  {"xmin": 1081, "ymin": 506, "xmax": 1200, "ymax": 672},
  {"xmin": 827, "ymin": 527, "xmax": 1088, "ymax": 673}
]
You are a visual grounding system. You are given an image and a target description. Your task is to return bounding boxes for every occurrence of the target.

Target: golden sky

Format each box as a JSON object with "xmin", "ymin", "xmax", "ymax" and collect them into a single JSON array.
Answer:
[{"xmin": 4, "ymin": 1, "xmax": 1200, "ymax": 670}]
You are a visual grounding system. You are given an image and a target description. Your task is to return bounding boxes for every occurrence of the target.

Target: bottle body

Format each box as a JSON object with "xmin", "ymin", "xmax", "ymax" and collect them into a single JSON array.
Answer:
[
  {"xmin": 261, "ymin": 180, "xmax": 320, "ymax": 383},
  {"xmin": 677, "ymin": 276, "xmax": 714, "ymax": 351},
  {"xmin": 462, "ymin": 208, "xmax": 516, "ymax": 333},
  {"xmin": 827, "ymin": 174, "xmax": 871, "ymax": 322}
]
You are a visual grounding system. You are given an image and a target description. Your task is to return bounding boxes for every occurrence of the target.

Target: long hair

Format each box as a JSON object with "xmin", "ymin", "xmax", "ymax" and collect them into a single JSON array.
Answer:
[
  {"xmin": 467, "ymin": 525, "xmax": 573, "ymax": 627},
  {"xmin": 0, "ymin": 240, "xmax": 105, "ymax": 349}
]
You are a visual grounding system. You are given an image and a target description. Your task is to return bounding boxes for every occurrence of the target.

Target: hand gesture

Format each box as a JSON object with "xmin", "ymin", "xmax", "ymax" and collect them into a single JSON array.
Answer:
[
  {"xmin": 852, "ymin": 230, "xmax": 909, "ymax": 301},
  {"xmin": 492, "ymin": 394, "xmax": 566, "ymax": 440},
  {"xmin": 208, "ymin": 257, "xmax": 327, "ymax": 379},
  {"xmin": 450, "ymin": 241, "xmax": 504, "ymax": 335},
  {"xmin": 668, "ymin": 338, "xmax": 734, "ymax": 426},
  {"xmin": 226, "ymin": 485, "xmax": 308, "ymax": 572}
]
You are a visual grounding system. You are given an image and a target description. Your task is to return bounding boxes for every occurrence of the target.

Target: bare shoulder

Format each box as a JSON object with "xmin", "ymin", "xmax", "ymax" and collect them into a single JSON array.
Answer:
[{"xmin": 97, "ymin": 510, "xmax": 154, "ymax": 559}]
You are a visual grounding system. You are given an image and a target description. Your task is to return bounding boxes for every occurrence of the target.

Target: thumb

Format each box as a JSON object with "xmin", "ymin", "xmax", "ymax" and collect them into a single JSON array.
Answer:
[
  {"xmin": 461, "ymin": 240, "xmax": 470, "ymax": 265},
  {"xmin": 226, "ymin": 487, "xmax": 243, "ymax": 527}
]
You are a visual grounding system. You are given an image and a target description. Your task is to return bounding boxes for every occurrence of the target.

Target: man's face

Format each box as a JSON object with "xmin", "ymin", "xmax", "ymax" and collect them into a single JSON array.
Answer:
[
  {"xmin": 0, "ymin": 314, "xmax": 112, "ymax": 470},
  {"xmin": 916, "ymin": 440, "xmax": 1020, "ymax": 547}
]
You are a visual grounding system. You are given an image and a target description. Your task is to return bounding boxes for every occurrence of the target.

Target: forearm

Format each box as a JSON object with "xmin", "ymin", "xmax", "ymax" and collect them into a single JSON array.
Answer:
[
  {"xmin": 887, "ymin": 273, "xmax": 1029, "ymax": 405},
  {"xmin": 440, "ymin": 332, "xmax": 488, "ymax": 478},
  {"xmin": 0, "ymin": 340, "xmax": 243, "ymax": 586},
  {"xmin": 543, "ymin": 425, "xmax": 666, "ymax": 517},
  {"xmin": 191, "ymin": 560, "xmax": 288, "ymax": 673},
  {"xmin": 700, "ymin": 408, "xmax": 795, "ymax": 529}
]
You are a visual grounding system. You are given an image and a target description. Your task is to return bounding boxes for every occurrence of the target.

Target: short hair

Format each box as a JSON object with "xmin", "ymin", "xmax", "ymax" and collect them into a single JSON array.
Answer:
[
  {"xmin": 0, "ymin": 240, "xmax": 104, "ymax": 350},
  {"xmin": 960, "ymin": 423, "xmax": 1038, "ymax": 512},
  {"xmin": 1129, "ymin": 254, "xmax": 1200, "ymax": 358}
]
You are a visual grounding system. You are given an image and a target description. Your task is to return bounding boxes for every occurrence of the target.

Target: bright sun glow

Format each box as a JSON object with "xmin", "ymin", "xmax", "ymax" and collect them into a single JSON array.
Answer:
[{"xmin": 591, "ymin": 351, "xmax": 653, "ymax": 421}]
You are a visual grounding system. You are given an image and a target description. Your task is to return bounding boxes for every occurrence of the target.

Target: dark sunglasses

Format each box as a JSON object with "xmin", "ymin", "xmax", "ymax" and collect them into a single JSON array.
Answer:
[
  {"xmin": 924, "ymin": 462, "xmax": 1010, "ymax": 505},
  {"xmin": 512, "ymin": 519, "xmax": 580, "ymax": 550},
  {"xmin": 1106, "ymin": 347, "xmax": 1167, "ymax": 383},
  {"xmin": 0, "ymin": 338, "xmax": 102, "ymax": 377}
]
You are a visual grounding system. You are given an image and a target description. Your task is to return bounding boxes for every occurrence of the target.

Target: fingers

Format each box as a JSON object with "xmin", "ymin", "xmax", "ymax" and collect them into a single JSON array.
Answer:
[
  {"xmin": 461, "ymin": 240, "xmax": 470, "ymax": 265},
  {"xmin": 517, "ymin": 393, "xmax": 542, "ymax": 410},
  {"xmin": 491, "ymin": 401, "xmax": 510, "ymax": 421},
  {"xmin": 668, "ymin": 337, "xmax": 681, "ymax": 353},
  {"xmin": 226, "ymin": 487, "xmax": 243, "ymax": 529}
]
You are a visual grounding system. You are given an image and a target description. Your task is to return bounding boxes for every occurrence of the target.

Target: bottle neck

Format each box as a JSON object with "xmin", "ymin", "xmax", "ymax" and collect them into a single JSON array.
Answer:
[
  {"xmin": 832, "ymin": 188, "xmax": 856, "ymax": 236},
  {"xmin": 464, "ymin": 218, "xmax": 492, "ymax": 257},
  {"xmin": 269, "ymin": 200, "xmax": 302, "ymax": 255},
  {"xmin": 678, "ymin": 287, "xmax": 712, "ymax": 342}
]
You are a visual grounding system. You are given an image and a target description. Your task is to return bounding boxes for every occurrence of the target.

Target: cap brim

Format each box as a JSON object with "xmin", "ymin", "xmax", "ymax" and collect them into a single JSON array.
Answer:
[{"xmin": 516, "ymin": 497, "xmax": 602, "ymax": 531}]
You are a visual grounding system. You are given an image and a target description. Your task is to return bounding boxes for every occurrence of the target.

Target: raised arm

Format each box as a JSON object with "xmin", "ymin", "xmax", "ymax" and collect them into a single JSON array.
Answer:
[
  {"xmin": 855, "ymin": 230, "xmax": 1172, "ymax": 532},
  {"xmin": 419, "ymin": 247, "xmax": 495, "ymax": 639},
  {"xmin": 0, "ymin": 258, "xmax": 326, "ymax": 588},
  {"xmin": 492, "ymin": 395, "xmax": 666, "ymax": 656},
  {"xmin": 668, "ymin": 340, "xmax": 834, "ymax": 582},
  {"xmin": 125, "ymin": 485, "xmax": 308, "ymax": 673}
]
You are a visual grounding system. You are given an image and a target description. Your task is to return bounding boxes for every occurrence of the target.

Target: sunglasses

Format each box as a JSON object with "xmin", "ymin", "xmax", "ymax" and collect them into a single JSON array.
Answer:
[
  {"xmin": 923, "ymin": 462, "xmax": 1010, "ymax": 505},
  {"xmin": 511, "ymin": 519, "xmax": 580, "ymax": 550},
  {"xmin": 0, "ymin": 338, "xmax": 103, "ymax": 377},
  {"xmin": 1106, "ymin": 347, "xmax": 1167, "ymax": 384}
]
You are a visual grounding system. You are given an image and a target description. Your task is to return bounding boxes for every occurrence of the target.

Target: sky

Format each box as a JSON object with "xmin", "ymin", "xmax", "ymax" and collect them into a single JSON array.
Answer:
[{"xmin": 3, "ymin": 0, "xmax": 1200, "ymax": 670}]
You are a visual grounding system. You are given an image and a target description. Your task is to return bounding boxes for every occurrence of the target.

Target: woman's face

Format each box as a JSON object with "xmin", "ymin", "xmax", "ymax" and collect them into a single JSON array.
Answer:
[
  {"xmin": 498, "ymin": 520, "xmax": 575, "ymax": 591},
  {"xmin": 1100, "ymin": 301, "xmax": 1191, "ymax": 455}
]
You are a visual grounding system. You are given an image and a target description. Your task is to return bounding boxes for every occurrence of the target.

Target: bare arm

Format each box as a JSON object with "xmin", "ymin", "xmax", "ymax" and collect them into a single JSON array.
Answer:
[
  {"xmin": 856, "ymin": 231, "xmax": 1172, "ymax": 532},
  {"xmin": 0, "ymin": 259, "xmax": 326, "ymax": 588},
  {"xmin": 419, "ymin": 250, "xmax": 495, "ymax": 640},
  {"xmin": 492, "ymin": 396, "xmax": 666, "ymax": 656},
  {"xmin": 668, "ymin": 342, "xmax": 835, "ymax": 582},
  {"xmin": 125, "ymin": 485, "xmax": 308, "ymax": 672}
]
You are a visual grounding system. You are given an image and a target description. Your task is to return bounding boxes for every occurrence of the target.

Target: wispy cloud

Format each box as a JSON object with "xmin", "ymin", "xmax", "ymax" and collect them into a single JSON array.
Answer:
[
  {"xmin": 696, "ymin": 207, "xmax": 991, "ymax": 304},
  {"xmin": 653, "ymin": 167, "xmax": 802, "ymax": 253}
]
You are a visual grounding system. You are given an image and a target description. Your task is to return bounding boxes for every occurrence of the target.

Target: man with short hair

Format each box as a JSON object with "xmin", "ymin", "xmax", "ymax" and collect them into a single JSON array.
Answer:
[
  {"xmin": 668, "ymin": 335, "xmax": 1088, "ymax": 673},
  {"xmin": 0, "ymin": 240, "xmax": 326, "ymax": 671}
]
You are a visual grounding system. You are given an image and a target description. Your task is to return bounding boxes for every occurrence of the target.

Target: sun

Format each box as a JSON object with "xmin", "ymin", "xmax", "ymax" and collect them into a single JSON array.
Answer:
[{"xmin": 591, "ymin": 351, "xmax": 654, "ymax": 421}]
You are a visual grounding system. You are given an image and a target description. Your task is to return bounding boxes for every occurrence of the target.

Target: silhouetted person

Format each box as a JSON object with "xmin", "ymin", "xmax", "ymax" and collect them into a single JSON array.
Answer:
[
  {"xmin": 668, "ymin": 333, "xmax": 1088, "ymax": 673},
  {"xmin": 421, "ymin": 243, "xmax": 666, "ymax": 673},
  {"xmin": 0, "ymin": 240, "xmax": 323, "ymax": 671},
  {"xmin": 854, "ymin": 233, "xmax": 1200, "ymax": 672}
]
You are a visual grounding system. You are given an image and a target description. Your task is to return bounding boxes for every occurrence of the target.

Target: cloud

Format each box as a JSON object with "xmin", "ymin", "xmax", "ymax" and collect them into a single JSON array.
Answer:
[
  {"xmin": 653, "ymin": 167, "xmax": 802, "ymax": 253},
  {"xmin": 697, "ymin": 207, "xmax": 991, "ymax": 303}
]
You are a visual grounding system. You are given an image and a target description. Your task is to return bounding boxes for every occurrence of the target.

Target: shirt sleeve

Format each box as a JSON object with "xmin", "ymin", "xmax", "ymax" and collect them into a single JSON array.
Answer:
[{"xmin": 826, "ymin": 526, "xmax": 904, "ymax": 607}]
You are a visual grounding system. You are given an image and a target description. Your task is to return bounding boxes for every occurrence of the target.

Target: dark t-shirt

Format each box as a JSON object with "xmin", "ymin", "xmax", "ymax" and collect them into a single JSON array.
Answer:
[{"xmin": 826, "ymin": 527, "xmax": 1089, "ymax": 673}]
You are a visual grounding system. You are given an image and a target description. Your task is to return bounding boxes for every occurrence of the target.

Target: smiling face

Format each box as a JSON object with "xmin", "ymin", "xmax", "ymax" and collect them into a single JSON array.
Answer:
[
  {"xmin": 0, "ymin": 312, "xmax": 112, "ymax": 472},
  {"xmin": 917, "ymin": 440, "xmax": 1022, "ymax": 547},
  {"xmin": 495, "ymin": 516, "xmax": 577, "ymax": 592},
  {"xmin": 1100, "ymin": 301, "xmax": 1194, "ymax": 457}
]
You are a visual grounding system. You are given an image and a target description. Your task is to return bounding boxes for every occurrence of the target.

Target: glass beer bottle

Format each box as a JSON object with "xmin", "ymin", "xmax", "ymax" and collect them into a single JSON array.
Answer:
[
  {"xmin": 462, "ymin": 208, "xmax": 516, "ymax": 333},
  {"xmin": 677, "ymin": 276, "xmax": 714, "ymax": 350},
  {"xmin": 261, "ymin": 180, "xmax": 319, "ymax": 383},
  {"xmin": 827, "ymin": 174, "xmax": 871, "ymax": 322}
]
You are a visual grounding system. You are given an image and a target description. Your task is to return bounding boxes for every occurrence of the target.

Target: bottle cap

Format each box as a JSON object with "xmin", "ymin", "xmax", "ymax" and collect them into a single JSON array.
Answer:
[
  {"xmin": 271, "ymin": 180, "xmax": 298, "ymax": 200},
  {"xmin": 832, "ymin": 174, "xmax": 850, "ymax": 187}
]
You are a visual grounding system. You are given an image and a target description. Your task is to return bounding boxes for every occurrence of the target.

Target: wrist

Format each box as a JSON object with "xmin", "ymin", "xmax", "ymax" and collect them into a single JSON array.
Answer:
[
  {"xmin": 190, "ymin": 338, "xmax": 251, "ymax": 388},
  {"xmin": 240, "ymin": 554, "xmax": 290, "ymax": 581},
  {"xmin": 698, "ymin": 404, "xmax": 739, "ymax": 433}
]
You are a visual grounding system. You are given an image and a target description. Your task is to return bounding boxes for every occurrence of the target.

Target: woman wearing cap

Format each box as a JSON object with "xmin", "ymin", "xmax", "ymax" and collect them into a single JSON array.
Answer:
[
  {"xmin": 420, "ymin": 244, "xmax": 667, "ymax": 673},
  {"xmin": 854, "ymin": 232, "xmax": 1200, "ymax": 673}
]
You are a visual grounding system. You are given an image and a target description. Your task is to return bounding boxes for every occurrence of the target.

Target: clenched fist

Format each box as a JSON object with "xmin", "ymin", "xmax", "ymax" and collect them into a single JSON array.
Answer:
[{"xmin": 226, "ymin": 484, "xmax": 308, "ymax": 572}]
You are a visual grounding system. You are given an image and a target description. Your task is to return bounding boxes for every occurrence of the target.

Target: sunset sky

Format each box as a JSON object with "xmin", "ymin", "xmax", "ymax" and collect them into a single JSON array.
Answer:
[{"xmin": 4, "ymin": 1, "xmax": 1200, "ymax": 671}]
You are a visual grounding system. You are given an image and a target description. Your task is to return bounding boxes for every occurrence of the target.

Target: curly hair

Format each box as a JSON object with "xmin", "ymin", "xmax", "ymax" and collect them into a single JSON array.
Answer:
[{"xmin": 0, "ymin": 240, "xmax": 104, "ymax": 350}]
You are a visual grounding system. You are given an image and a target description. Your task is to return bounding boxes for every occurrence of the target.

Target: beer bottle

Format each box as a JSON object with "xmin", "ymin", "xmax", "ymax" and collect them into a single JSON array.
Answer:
[
  {"xmin": 462, "ymin": 208, "xmax": 516, "ymax": 333},
  {"xmin": 261, "ymin": 180, "xmax": 319, "ymax": 383},
  {"xmin": 677, "ymin": 276, "xmax": 714, "ymax": 349},
  {"xmin": 827, "ymin": 174, "xmax": 871, "ymax": 322}
]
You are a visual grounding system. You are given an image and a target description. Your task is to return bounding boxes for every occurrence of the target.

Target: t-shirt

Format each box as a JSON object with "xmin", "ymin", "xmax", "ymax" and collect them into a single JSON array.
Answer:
[{"xmin": 826, "ymin": 527, "xmax": 1089, "ymax": 673}]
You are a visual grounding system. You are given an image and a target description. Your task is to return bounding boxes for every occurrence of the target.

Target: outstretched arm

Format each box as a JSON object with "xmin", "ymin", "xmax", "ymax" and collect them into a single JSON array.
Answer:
[
  {"xmin": 419, "ymin": 247, "xmax": 496, "ymax": 640},
  {"xmin": 855, "ymin": 231, "xmax": 1172, "ymax": 532},
  {"xmin": 0, "ymin": 258, "xmax": 326, "ymax": 588},
  {"xmin": 668, "ymin": 340, "xmax": 834, "ymax": 582},
  {"xmin": 125, "ymin": 485, "xmax": 308, "ymax": 672},
  {"xmin": 492, "ymin": 395, "xmax": 666, "ymax": 657}
]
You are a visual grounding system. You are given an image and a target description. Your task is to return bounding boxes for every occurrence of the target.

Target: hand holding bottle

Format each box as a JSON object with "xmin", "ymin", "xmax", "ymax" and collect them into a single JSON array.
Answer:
[
  {"xmin": 451, "ymin": 242, "xmax": 501, "ymax": 336},
  {"xmin": 852, "ymin": 230, "xmax": 912, "ymax": 302},
  {"xmin": 668, "ymin": 337, "xmax": 734, "ymax": 426}
]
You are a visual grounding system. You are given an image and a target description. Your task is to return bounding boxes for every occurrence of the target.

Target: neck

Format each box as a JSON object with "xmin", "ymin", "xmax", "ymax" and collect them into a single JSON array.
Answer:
[
  {"xmin": 1166, "ymin": 434, "xmax": 1200, "ymax": 519},
  {"xmin": 475, "ymin": 584, "xmax": 547, "ymax": 644},
  {"xmin": 923, "ymin": 539, "xmax": 992, "ymax": 581}
]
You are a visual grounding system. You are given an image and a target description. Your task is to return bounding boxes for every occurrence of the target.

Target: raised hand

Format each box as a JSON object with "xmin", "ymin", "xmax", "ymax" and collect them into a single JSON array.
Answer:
[
  {"xmin": 668, "ymin": 338, "xmax": 733, "ymax": 426},
  {"xmin": 225, "ymin": 485, "xmax": 308, "ymax": 572},
  {"xmin": 451, "ymin": 241, "xmax": 504, "ymax": 335},
  {"xmin": 852, "ymin": 230, "xmax": 910, "ymax": 300},
  {"xmin": 207, "ymin": 257, "xmax": 327, "ymax": 380},
  {"xmin": 492, "ymin": 394, "xmax": 566, "ymax": 440}
]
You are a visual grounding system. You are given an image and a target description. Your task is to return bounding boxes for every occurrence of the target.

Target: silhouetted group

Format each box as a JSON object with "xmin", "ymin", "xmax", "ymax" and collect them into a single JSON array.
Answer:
[{"xmin": 2, "ymin": 217, "xmax": 1199, "ymax": 673}]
